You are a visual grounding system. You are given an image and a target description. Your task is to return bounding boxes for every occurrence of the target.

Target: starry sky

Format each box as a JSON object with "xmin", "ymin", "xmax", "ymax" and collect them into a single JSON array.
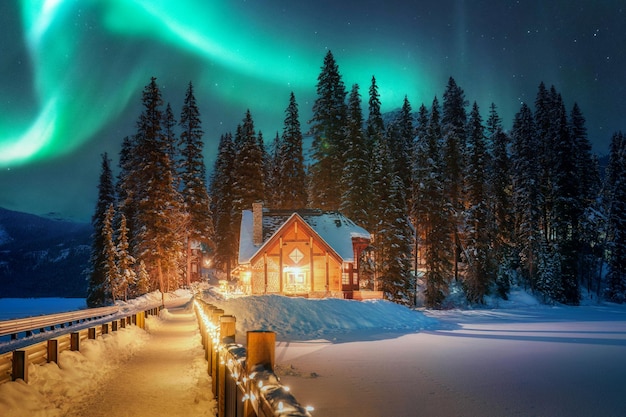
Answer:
[{"xmin": 1, "ymin": 0, "xmax": 624, "ymax": 221}]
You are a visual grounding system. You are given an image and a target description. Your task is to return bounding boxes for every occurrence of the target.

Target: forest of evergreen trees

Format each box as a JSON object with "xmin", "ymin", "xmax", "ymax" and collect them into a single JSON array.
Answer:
[{"xmin": 86, "ymin": 51, "xmax": 626, "ymax": 309}]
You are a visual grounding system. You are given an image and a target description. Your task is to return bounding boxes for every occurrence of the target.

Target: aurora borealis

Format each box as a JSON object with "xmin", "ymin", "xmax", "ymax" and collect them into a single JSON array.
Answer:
[{"xmin": 1, "ymin": 0, "xmax": 624, "ymax": 220}]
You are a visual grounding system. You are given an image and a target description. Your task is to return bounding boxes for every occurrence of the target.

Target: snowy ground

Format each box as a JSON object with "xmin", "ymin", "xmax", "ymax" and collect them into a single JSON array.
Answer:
[{"xmin": 1, "ymin": 289, "xmax": 626, "ymax": 416}]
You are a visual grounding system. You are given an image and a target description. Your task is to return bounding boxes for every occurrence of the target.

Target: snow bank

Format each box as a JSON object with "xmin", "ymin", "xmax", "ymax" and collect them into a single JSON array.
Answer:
[
  {"xmin": 203, "ymin": 292, "xmax": 438, "ymax": 342},
  {"xmin": 0, "ymin": 322, "xmax": 149, "ymax": 417}
]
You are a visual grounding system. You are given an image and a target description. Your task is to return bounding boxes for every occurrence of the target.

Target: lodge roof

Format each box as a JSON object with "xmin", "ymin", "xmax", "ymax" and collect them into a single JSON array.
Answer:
[{"xmin": 238, "ymin": 208, "xmax": 371, "ymax": 264}]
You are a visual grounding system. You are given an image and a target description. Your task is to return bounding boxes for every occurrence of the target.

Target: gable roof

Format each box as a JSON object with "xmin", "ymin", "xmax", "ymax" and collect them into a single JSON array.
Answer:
[{"xmin": 238, "ymin": 209, "xmax": 370, "ymax": 265}]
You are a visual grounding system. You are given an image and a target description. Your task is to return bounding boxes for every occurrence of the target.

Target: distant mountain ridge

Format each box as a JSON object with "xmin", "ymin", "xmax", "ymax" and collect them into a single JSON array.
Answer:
[{"xmin": 0, "ymin": 207, "xmax": 92, "ymax": 298}]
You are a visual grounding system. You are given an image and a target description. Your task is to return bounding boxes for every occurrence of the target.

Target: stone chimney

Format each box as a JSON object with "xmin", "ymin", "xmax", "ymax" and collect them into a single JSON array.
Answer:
[{"xmin": 252, "ymin": 202, "xmax": 263, "ymax": 246}]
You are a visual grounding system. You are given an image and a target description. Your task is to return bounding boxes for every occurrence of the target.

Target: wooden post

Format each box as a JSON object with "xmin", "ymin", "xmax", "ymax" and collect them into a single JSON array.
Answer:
[
  {"xmin": 246, "ymin": 331, "xmax": 275, "ymax": 373},
  {"xmin": 47, "ymin": 339, "xmax": 59, "ymax": 364},
  {"xmin": 70, "ymin": 332, "xmax": 80, "ymax": 351},
  {"xmin": 101, "ymin": 323, "xmax": 109, "ymax": 335},
  {"xmin": 218, "ymin": 316, "xmax": 236, "ymax": 417},
  {"xmin": 245, "ymin": 331, "xmax": 276, "ymax": 417},
  {"xmin": 210, "ymin": 309, "xmax": 225, "ymax": 397},
  {"xmin": 112, "ymin": 320, "xmax": 118, "ymax": 332},
  {"xmin": 12, "ymin": 351, "xmax": 28, "ymax": 382},
  {"xmin": 120, "ymin": 318, "xmax": 126, "ymax": 329},
  {"xmin": 88, "ymin": 328, "xmax": 96, "ymax": 340}
]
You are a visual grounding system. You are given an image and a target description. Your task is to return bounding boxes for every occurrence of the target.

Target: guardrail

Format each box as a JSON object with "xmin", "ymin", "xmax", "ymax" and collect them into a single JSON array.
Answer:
[
  {"xmin": 0, "ymin": 305, "xmax": 121, "ymax": 340},
  {"xmin": 0, "ymin": 305, "xmax": 161, "ymax": 384},
  {"xmin": 194, "ymin": 298, "xmax": 313, "ymax": 417}
]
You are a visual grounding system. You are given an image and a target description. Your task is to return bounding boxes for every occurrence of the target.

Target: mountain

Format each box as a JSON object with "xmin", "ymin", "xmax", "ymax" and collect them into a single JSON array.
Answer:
[{"xmin": 0, "ymin": 207, "xmax": 92, "ymax": 298}]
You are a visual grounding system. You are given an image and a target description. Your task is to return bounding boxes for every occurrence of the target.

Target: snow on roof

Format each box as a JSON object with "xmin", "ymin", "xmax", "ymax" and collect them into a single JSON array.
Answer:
[{"xmin": 238, "ymin": 209, "xmax": 370, "ymax": 265}]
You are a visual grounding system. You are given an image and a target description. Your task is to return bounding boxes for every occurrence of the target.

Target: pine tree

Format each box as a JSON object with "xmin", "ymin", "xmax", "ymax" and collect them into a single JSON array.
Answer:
[
  {"xmin": 103, "ymin": 204, "xmax": 120, "ymax": 302},
  {"xmin": 551, "ymin": 95, "xmax": 580, "ymax": 304},
  {"xmin": 421, "ymin": 97, "xmax": 451, "ymax": 307},
  {"xmin": 569, "ymin": 103, "xmax": 602, "ymax": 294},
  {"xmin": 210, "ymin": 133, "xmax": 238, "ymax": 278},
  {"xmin": 179, "ymin": 81, "xmax": 214, "ymax": 285},
  {"xmin": 511, "ymin": 103, "xmax": 541, "ymax": 288},
  {"xmin": 605, "ymin": 131, "xmax": 626, "ymax": 302},
  {"xmin": 441, "ymin": 77, "xmax": 468, "ymax": 281},
  {"xmin": 392, "ymin": 96, "xmax": 414, "ymax": 196},
  {"xmin": 277, "ymin": 92, "xmax": 307, "ymax": 209},
  {"xmin": 486, "ymin": 103, "xmax": 513, "ymax": 298},
  {"xmin": 267, "ymin": 132, "xmax": 282, "ymax": 208},
  {"xmin": 340, "ymin": 84, "xmax": 371, "ymax": 228},
  {"xmin": 309, "ymin": 50, "xmax": 347, "ymax": 210},
  {"xmin": 133, "ymin": 77, "xmax": 184, "ymax": 293},
  {"xmin": 464, "ymin": 102, "xmax": 494, "ymax": 304},
  {"xmin": 116, "ymin": 213, "xmax": 135, "ymax": 301},
  {"xmin": 87, "ymin": 153, "xmax": 116, "ymax": 307},
  {"xmin": 232, "ymin": 110, "xmax": 266, "ymax": 212},
  {"xmin": 371, "ymin": 129, "xmax": 413, "ymax": 303}
]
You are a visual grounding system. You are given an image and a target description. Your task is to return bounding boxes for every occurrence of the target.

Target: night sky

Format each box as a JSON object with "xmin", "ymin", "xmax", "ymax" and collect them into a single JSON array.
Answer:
[{"xmin": 1, "ymin": 1, "xmax": 624, "ymax": 221}]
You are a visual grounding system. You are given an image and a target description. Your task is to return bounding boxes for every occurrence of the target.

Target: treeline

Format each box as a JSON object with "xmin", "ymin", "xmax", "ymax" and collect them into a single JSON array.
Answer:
[
  {"xmin": 86, "ymin": 80, "xmax": 213, "ymax": 306},
  {"xmin": 87, "ymin": 51, "xmax": 626, "ymax": 308}
]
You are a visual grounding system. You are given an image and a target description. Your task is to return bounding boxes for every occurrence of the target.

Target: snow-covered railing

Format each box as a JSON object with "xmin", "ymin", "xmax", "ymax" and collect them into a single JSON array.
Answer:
[
  {"xmin": 0, "ymin": 305, "xmax": 161, "ymax": 384},
  {"xmin": 194, "ymin": 298, "xmax": 313, "ymax": 417},
  {"xmin": 0, "ymin": 305, "xmax": 120, "ymax": 340}
]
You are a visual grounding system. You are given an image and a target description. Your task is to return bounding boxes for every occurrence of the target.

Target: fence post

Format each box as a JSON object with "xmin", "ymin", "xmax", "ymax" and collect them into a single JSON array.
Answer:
[
  {"xmin": 210, "ymin": 309, "xmax": 225, "ymax": 396},
  {"xmin": 47, "ymin": 339, "xmax": 59, "ymax": 364},
  {"xmin": 112, "ymin": 320, "xmax": 118, "ymax": 332},
  {"xmin": 244, "ymin": 331, "xmax": 276, "ymax": 417},
  {"xmin": 70, "ymin": 332, "xmax": 80, "ymax": 351},
  {"xmin": 88, "ymin": 327, "xmax": 96, "ymax": 340},
  {"xmin": 101, "ymin": 323, "xmax": 109, "ymax": 335},
  {"xmin": 120, "ymin": 318, "xmax": 126, "ymax": 329},
  {"xmin": 218, "ymin": 315, "xmax": 236, "ymax": 417},
  {"xmin": 12, "ymin": 350, "xmax": 28, "ymax": 382}
]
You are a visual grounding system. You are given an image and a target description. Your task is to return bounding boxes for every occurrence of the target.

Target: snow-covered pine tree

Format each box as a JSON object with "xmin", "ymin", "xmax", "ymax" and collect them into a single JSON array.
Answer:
[
  {"xmin": 103, "ymin": 204, "xmax": 120, "ymax": 302},
  {"xmin": 486, "ymin": 103, "xmax": 513, "ymax": 298},
  {"xmin": 116, "ymin": 213, "xmax": 135, "ymax": 301},
  {"xmin": 464, "ymin": 102, "xmax": 495, "ymax": 304},
  {"xmin": 441, "ymin": 77, "xmax": 468, "ymax": 282},
  {"xmin": 511, "ymin": 103, "xmax": 542, "ymax": 289},
  {"xmin": 340, "ymin": 84, "xmax": 371, "ymax": 228},
  {"xmin": 210, "ymin": 133, "xmax": 238, "ymax": 279},
  {"xmin": 277, "ymin": 92, "xmax": 307, "ymax": 210},
  {"xmin": 421, "ymin": 97, "xmax": 451, "ymax": 307},
  {"xmin": 569, "ymin": 103, "xmax": 602, "ymax": 294},
  {"xmin": 391, "ymin": 96, "xmax": 414, "ymax": 199},
  {"xmin": 133, "ymin": 77, "xmax": 184, "ymax": 293},
  {"xmin": 371, "ymin": 128, "xmax": 414, "ymax": 304},
  {"xmin": 309, "ymin": 50, "xmax": 347, "ymax": 210},
  {"xmin": 87, "ymin": 153, "xmax": 116, "ymax": 307},
  {"xmin": 364, "ymin": 76, "xmax": 385, "ymax": 231},
  {"xmin": 179, "ymin": 81, "xmax": 214, "ymax": 286},
  {"xmin": 116, "ymin": 135, "xmax": 139, "ymax": 257},
  {"xmin": 551, "ymin": 95, "xmax": 580, "ymax": 304},
  {"xmin": 605, "ymin": 131, "xmax": 626, "ymax": 302},
  {"xmin": 232, "ymin": 110, "xmax": 266, "ymax": 212},
  {"xmin": 267, "ymin": 132, "xmax": 282, "ymax": 208},
  {"xmin": 410, "ymin": 103, "xmax": 430, "ymax": 243}
]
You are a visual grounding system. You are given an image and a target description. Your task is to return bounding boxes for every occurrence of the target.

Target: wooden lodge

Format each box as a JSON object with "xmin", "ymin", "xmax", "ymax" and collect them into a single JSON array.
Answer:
[{"xmin": 236, "ymin": 203, "xmax": 378, "ymax": 299}]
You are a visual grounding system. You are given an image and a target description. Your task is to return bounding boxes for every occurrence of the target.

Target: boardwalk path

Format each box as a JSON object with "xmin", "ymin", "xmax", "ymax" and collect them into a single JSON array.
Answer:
[{"xmin": 67, "ymin": 301, "xmax": 216, "ymax": 417}]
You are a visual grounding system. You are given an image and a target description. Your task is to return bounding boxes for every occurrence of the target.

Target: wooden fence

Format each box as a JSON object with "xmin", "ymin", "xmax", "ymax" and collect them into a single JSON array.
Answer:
[
  {"xmin": 193, "ymin": 298, "xmax": 313, "ymax": 417},
  {"xmin": 0, "ymin": 306, "xmax": 160, "ymax": 384}
]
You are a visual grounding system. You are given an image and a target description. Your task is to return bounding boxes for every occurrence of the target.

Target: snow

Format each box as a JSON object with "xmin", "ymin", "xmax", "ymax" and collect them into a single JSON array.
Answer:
[
  {"xmin": 1, "ymin": 288, "xmax": 626, "ymax": 416},
  {"xmin": 238, "ymin": 209, "xmax": 370, "ymax": 264}
]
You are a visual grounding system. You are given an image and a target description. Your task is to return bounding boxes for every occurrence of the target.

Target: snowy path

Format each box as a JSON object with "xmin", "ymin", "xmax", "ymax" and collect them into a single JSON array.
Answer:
[{"xmin": 65, "ymin": 303, "xmax": 216, "ymax": 417}]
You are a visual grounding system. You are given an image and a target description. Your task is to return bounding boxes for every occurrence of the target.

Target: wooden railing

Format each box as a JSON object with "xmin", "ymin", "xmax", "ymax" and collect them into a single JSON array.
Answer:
[
  {"xmin": 0, "ymin": 305, "xmax": 161, "ymax": 384},
  {"xmin": 194, "ymin": 298, "xmax": 313, "ymax": 417}
]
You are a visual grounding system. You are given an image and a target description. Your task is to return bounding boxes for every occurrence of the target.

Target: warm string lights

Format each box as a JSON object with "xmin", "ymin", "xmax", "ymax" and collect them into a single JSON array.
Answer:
[{"xmin": 193, "ymin": 298, "xmax": 314, "ymax": 416}]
